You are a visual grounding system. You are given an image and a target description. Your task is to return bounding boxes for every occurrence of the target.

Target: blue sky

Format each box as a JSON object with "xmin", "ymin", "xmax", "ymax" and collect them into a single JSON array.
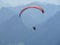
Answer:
[{"xmin": 0, "ymin": 0, "xmax": 59, "ymax": 8}]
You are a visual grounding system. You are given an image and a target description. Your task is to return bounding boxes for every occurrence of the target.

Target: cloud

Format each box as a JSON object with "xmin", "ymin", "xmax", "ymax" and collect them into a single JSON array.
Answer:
[
  {"xmin": 0, "ymin": 0, "xmax": 33, "ymax": 7},
  {"xmin": 0, "ymin": 0, "xmax": 60, "ymax": 8},
  {"xmin": 38, "ymin": 0, "xmax": 59, "ymax": 5}
]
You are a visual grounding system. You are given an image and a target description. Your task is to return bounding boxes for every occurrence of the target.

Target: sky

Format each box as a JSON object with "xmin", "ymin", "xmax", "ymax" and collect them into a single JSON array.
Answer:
[{"xmin": 0, "ymin": 0, "xmax": 60, "ymax": 8}]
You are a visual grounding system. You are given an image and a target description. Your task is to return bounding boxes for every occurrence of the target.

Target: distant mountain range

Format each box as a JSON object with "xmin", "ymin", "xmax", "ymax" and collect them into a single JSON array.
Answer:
[{"xmin": 0, "ymin": 2, "xmax": 59, "ymax": 26}]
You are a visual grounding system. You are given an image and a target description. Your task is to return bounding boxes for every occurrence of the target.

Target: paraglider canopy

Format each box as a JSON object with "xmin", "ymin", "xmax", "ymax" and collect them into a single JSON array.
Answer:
[{"xmin": 19, "ymin": 5, "xmax": 44, "ymax": 16}]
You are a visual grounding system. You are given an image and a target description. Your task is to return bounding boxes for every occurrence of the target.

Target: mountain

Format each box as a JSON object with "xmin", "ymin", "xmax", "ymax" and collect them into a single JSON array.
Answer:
[
  {"xmin": 0, "ymin": 14, "xmax": 32, "ymax": 45},
  {"xmin": 24, "ymin": 11, "xmax": 60, "ymax": 45},
  {"xmin": 0, "ymin": 7, "xmax": 16, "ymax": 23},
  {"xmin": 0, "ymin": 2, "xmax": 59, "ymax": 26}
]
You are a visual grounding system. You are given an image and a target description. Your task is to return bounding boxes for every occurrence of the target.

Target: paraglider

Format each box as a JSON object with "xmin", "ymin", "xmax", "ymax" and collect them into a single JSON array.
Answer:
[{"xmin": 19, "ymin": 5, "xmax": 44, "ymax": 30}]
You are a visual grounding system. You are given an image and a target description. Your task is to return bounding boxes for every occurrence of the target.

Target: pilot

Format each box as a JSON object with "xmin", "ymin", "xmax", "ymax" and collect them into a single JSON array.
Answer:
[{"xmin": 33, "ymin": 26, "xmax": 36, "ymax": 30}]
